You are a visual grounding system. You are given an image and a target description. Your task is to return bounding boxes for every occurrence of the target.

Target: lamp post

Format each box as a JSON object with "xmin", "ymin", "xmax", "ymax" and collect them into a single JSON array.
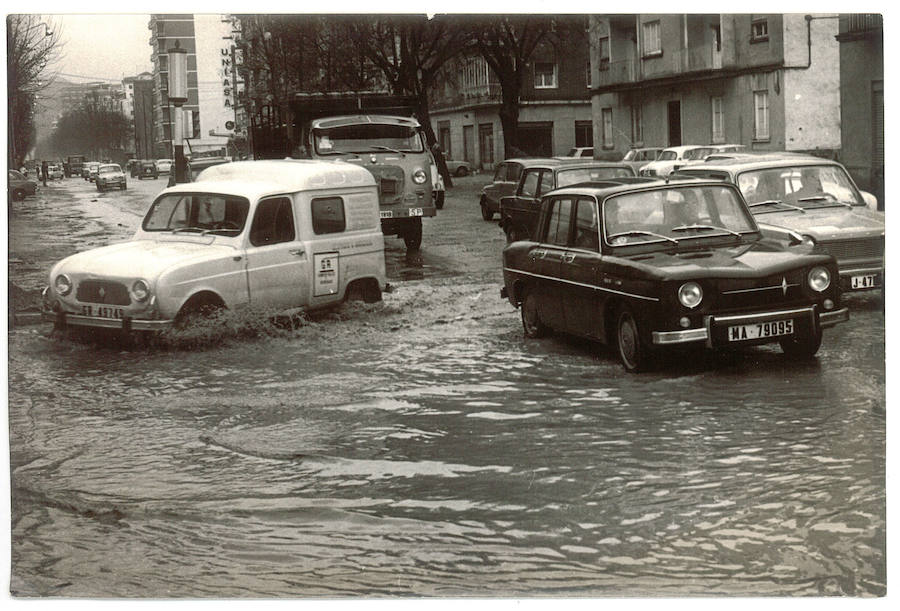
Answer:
[{"xmin": 167, "ymin": 40, "xmax": 189, "ymax": 183}]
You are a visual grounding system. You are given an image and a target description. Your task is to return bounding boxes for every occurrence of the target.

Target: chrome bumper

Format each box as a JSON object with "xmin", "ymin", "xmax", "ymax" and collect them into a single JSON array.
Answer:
[
  {"xmin": 652, "ymin": 306, "xmax": 849, "ymax": 346},
  {"xmin": 42, "ymin": 310, "xmax": 173, "ymax": 331}
]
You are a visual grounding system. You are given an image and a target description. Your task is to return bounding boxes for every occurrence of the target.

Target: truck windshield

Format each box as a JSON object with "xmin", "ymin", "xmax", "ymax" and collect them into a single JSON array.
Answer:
[
  {"xmin": 143, "ymin": 193, "xmax": 250, "ymax": 234},
  {"xmin": 313, "ymin": 123, "xmax": 425, "ymax": 155}
]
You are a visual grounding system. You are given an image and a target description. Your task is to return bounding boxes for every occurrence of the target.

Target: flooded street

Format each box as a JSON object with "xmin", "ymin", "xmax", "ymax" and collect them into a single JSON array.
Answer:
[{"xmin": 7, "ymin": 176, "xmax": 886, "ymax": 597}]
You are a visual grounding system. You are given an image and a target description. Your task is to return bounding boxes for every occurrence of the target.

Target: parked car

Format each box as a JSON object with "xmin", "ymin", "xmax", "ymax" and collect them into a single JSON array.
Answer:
[
  {"xmin": 84, "ymin": 162, "xmax": 100, "ymax": 181},
  {"xmin": 445, "ymin": 159, "xmax": 473, "ymax": 177},
  {"xmin": 155, "ymin": 158, "xmax": 174, "ymax": 174},
  {"xmin": 562, "ymin": 147, "xmax": 594, "ymax": 158},
  {"xmin": 497, "ymin": 159, "xmax": 638, "ymax": 241},
  {"xmin": 639, "ymin": 145, "xmax": 707, "ymax": 177},
  {"xmin": 621, "ymin": 147, "xmax": 664, "ymax": 173},
  {"xmin": 500, "ymin": 178, "xmax": 848, "ymax": 372},
  {"xmin": 677, "ymin": 155, "xmax": 885, "ymax": 294},
  {"xmin": 188, "ymin": 156, "xmax": 231, "ymax": 182},
  {"xmin": 96, "ymin": 164, "xmax": 127, "ymax": 191},
  {"xmin": 8, "ymin": 170, "xmax": 38, "ymax": 201},
  {"xmin": 42, "ymin": 160, "xmax": 387, "ymax": 334},
  {"xmin": 136, "ymin": 160, "xmax": 159, "ymax": 180},
  {"xmin": 673, "ymin": 144, "xmax": 747, "ymax": 172},
  {"xmin": 47, "ymin": 164, "xmax": 64, "ymax": 179},
  {"xmin": 480, "ymin": 158, "xmax": 588, "ymax": 221}
]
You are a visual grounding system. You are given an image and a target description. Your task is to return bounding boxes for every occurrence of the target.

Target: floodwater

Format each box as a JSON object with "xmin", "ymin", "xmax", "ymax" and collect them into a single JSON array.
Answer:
[
  {"xmin": 8, "ymin": 286, "xmax": 885, "ymax": 597},
  {"xmin": 7, "ymin": 177, "xmax": 886, "ymax": 597}
]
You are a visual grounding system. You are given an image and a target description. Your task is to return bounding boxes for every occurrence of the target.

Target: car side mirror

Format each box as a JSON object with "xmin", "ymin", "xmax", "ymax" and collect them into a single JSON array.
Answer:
[{"xmin": 860, "ymin": 191, "xmax": 878, "ymax": 211}]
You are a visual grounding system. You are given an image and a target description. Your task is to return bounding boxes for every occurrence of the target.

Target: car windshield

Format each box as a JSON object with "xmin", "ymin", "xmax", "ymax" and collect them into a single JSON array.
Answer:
[
  {"xmin": 604, "ymin": 185, "xmax": 756, "ymax": 246},
  {"xmin": 683, "ymin": 148, "xmax": 715, "ymax": 160},
  {"xmin": 737, "ymin": 165, "xmax": 864, "ymax": 208},
  {"xmin": 658, "ymin": 151, "xmax": 677, "ymax": 161},
  {"xmin": 142, "ymin": 193, "xmax": 251, "ymax": 235},
  {"xmin": 313, "ymin": 123, "xmax": 425, "ymax": 155},
  {"xmin": 99, "ymin": 165, "xmax": 120, "ymax": 174},
  {"xmin": 557, "ymin": 166, "xmax": 633, "ymax": 187}
]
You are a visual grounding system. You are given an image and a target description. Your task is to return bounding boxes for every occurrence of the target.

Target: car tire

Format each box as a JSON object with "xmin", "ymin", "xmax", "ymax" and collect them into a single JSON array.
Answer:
[
  {"xmin": 521, "ymin": 290, "xmax": 550, "ymax": 338},
  {"xmin": 617, "ymin": 308, "xmax": 653, "ymax": 373},
  {"xmin": 11, "ymin": 189, "xmax": 25, "ymax": 202},
  {"xmin": 403, "ymin": 217, "xmax": 423, "ymax": 251},
  {"xmin": 779, "ymin": 329, "xmax": 822, "ymax": 359},
  {"xmin": 480, "ymin": 198, "xmax": 493, "ymax": 221},
  {"xmin": 456, "ymin": 166, "xmax": 468, "ymax": 177}
]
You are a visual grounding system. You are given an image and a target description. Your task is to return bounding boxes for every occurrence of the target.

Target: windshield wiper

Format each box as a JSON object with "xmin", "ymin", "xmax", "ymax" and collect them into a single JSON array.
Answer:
[
  {"xmin": 608, "ymin": 230, "xmax": 679, "ymax": 245},
  {"xmin": 748, "ymin": 199, "xmax": 806, "ymax": 213},
  {"xmin": 370, "ymin": 145, "xmax": 405, "ymax": 156},
  {"xmin": 797, "ymin": 196, "xmax": 853, "ymax": 209},
  {"xmin": 319, "ymin": 149, "xmax": 359, "ymax": 157},
  {"xmin": 671, "ymin": 224, "xmax": 742, "ymax": 238},
  {"xmin": 171, "ymin": 226, "xmax": 205, "ymax": 234}
]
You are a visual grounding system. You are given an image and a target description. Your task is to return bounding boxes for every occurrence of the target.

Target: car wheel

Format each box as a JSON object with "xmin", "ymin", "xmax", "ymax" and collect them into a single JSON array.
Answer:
[
  {"xmin": 455, "ymin": 166, "xmax": 468, "ymax": 177},
  {"xmin": 12, "ymin": 189, "xmax": 25, "ymax": 202},
  {"xmin": 521, "ymin": 290, "xmax": 550, "ymax": 338},
  {"xmin": 403, "ymin": 217, "xmax": 423, "ymax": 251},
  {"xmin": 480, "ymin": 198, "xmax": 493, "ymax": 221},
  {"xmin": 779, "ymin": 329, "xmax": 822, "ymax": 359},
  {"xmin": 617, "ymin": 308, "xmax": 653, "ymax": 373}
]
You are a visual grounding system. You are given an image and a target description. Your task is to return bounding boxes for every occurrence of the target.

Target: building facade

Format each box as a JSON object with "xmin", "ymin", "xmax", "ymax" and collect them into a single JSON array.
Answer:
[
  {"xmin": 148, "ymin": 14, "xmax": 236, "ymax": 159},
  {"xmin": 429, "ymin": 18, "xmax": 593, "ymax": 171},
  {"xmin": 836, "ymin": 13, "xmax": 883, "ymax": 208},
  {"xmin": 589, "ymin": 14, "xmax": 841, "ymax": 159}
]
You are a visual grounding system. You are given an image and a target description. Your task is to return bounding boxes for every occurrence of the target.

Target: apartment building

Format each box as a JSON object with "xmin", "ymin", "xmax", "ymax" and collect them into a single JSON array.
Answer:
[
  {"xmin": 836, "ymin": 14, "xmax": 883, "ymax": 208},
  {"xmin": 589, "ymin": 14, "xmax": 841, "ymax": 158},
  {"xmin": 429, "ymin": 19, "xmax": 592, "ymax": 171},
  {"xmin": 148, "ymin": 14, "xmax": 235, "ymax": 159}
]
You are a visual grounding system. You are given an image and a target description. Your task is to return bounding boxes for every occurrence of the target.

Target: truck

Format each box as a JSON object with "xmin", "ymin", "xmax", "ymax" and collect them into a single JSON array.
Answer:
[
  {"xmin": 251, "ymin": 93, "xmax": 439, "ymax": 251},
  {"xmin": 66, "ymin": 155, "xmax": 86, "ymax": 178}
]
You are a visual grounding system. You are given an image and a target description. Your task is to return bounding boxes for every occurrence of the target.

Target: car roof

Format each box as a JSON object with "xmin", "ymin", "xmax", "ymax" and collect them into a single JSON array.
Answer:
[
  {"xmin": 187, "ymin": 159, "xmax": 377, "ymax": 199},
  {"xmin": 662, "ymin": 145, "xmax": 707, "ymax": 154},
  {"xmin": 311, "ymin": 114, "xmax": 421, "ymax": 129},
  {"xmin": 681, "ymin": 154, "xmax": 837, "ymax": 173},
  {"xmin": 546, "ymin": 175, "xmax": 727, "ymax": 199},
  {"xmin": 99, "ymin": 163, "xmax": 120, "ymax": 169}
]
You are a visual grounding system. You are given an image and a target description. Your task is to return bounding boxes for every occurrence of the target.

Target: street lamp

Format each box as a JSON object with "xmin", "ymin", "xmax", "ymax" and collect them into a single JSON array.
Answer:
[{"xmin": 167, "ymin": 40, "xmax": 189, "ymax": 183}]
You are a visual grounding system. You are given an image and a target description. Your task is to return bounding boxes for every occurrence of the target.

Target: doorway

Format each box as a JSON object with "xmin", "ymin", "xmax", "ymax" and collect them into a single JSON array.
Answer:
[{"xmin": 667, "ymin": 101, "xmax": 682, "ymax": 146}]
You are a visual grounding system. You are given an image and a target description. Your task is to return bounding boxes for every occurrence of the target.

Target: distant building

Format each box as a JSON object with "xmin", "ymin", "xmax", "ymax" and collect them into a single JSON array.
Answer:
[
  {"xmin": 132, "ymin": 78, "xmax": 155, "ymax": 160},
  {"xmin": 148, "ymin": 14, "xmax": 237, "ymax": 158},
  {"xmin": 836, "ymin": 13, "xmax": 883, "ymax": 209},
  {"xmin": 60, "ymin": 81, "xmax": 125, "ymax": 112},
  {"xmin": 588, "ymin": 14, "xmax": 841, "ymax": 158}
]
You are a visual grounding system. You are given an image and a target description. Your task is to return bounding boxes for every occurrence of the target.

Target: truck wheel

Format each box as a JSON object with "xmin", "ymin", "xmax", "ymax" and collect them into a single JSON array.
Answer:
[
  {"xmin": 435, "ymin": 190, "xmax": 445, "ymax": 210},
  {"xmin": 480, "ymin": 197, "xmax": 493, "ymax": 221},
  {"xmin": 779, "ymin": 329, "xmax": 822, "ymax": 359},
  {"xmin": 403, "ymin": 218, "xmax": 423, "ymax": 251}
]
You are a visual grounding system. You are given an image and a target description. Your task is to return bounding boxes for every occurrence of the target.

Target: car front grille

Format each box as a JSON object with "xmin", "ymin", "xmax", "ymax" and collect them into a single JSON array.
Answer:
[
  {"xmin": 715, "ymin": 269, "xmax": 808, "ymax": 311},
  {"xmin": 815, "ymin": 236, "xmax": 884, "ymax": 263},
  {"xmin": 366, "ymin": 165, "xmax": 405, "ymax": 205},
  {"xmin": 76, "ymin": 280, "xmax": 130, "ymax": 305}
]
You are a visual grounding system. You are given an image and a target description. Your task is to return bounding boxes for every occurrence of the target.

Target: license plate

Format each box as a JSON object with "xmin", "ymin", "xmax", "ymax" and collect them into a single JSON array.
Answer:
[
  {"xmin": 851, "ymin": 274, "xmax": 878, "ymax": 289},
  {"xmin": 380, "ymin": 211, "xmax": 393, "ymax": 219},
  {"xmin": 728, "ymin": 319, "xmax": 794, "ymax": 341},
  {"xmin": 408, "ymin": 208, "xmax": 423, "ymax": 217},
  {"xmin": 81, "ymin": 305, "xmax": 124, "ymax": 319}
]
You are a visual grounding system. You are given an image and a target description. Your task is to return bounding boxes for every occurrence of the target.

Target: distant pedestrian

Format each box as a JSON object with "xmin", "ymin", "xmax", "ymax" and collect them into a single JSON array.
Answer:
[{"xmin": 41, "ymin": 161, "xmax": 48, "ymax": 187}]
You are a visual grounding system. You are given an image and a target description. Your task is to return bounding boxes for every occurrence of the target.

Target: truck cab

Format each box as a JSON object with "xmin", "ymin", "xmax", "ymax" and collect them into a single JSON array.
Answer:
[{"xmin": 308, "ymin": 115, "xmax": 436, "ymax": 251}]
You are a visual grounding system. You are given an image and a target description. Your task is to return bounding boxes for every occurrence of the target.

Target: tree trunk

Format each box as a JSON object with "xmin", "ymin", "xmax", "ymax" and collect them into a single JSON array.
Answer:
[
  {"xmin": 415, "ymin": 92, "xmax": 453, "ymax": 188},
  {"xmin": 498, "ymin": 86, "xmax": 522, "ymax": 159}
]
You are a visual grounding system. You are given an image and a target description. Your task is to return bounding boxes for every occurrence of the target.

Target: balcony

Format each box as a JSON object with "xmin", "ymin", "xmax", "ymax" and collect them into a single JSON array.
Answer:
[{"xmin": 596, "ymin": 45, "xmax": 724, "ymax": 89}]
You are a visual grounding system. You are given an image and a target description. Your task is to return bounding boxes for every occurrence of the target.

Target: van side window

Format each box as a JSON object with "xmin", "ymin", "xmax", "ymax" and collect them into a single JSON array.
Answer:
[
  {"xmin": 311, "ymin": 196, "xmax": 346, "ymax": 234},
  {"xmin": 250, "ymin": 197, "xmax": 295, "ymax": 246},
  {"xmin": 521, "ymin": 170, "xmax": 541, "ymax": 198}
]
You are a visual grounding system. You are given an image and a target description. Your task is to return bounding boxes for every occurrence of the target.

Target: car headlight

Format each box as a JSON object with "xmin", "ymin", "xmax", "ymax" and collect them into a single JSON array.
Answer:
[
  {"xmin": 678, "ymin": 282, "xmax": 703, "ymax": 308},
  {"xmin": 412, "ymin": 168, "xmax": 428, "ymax": 184},
  {"xmin": 801, "ymin": 234, "xmax": 816, "ymax": 248},
  {"xmin": 131, "ymin": 279, "xmax": 151, "ymax": 302},
  {"xmin": 54, "ymin": 274, "xmax": 73, "ymax": 296},
  {"xmin": 808, "ymin": 267, "xmax": 830, "ymax": 292}
]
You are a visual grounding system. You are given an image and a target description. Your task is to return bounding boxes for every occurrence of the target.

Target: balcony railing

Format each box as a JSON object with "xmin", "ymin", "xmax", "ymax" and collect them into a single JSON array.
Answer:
[
  {"xmin": 596, "ymin": 45, "xmax": 724, "ymax": 88},
  {"xmin": 847, "ymin": 14, "xmax": 882, "ymax": 32}
]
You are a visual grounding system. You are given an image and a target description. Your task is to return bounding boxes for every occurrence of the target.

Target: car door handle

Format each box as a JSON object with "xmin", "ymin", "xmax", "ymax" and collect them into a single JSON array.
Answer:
[
  {"xmin": 289, "ymin": 248, "xmax": 306, "ymax": 257},
  {"xmin": 562, "ymin": 253, "xmax": 576, "ymax": 263},
  {"xmin": 530, "ymin": 249, "xmax": 546, "ymax": 260}
]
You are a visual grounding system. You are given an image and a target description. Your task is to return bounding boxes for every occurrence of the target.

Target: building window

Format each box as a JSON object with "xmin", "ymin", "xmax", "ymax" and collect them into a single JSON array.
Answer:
[
  {"xmin": 711, "ymin": 96, "xmax": 725, "ymax": 143},
  {"xmin": 575, "ymin": 121, "xmax": 593, "ymax": 148},
  {"xmin": 438, "ymin": 122, "xmax": 451, "ymax": 159},
  {"xmin": 630, "ymin": 104, "xmax": 643, "ymax": 145},
  {"xmin": 642, "ymin": 21, "xmax": 662, "ymax": 57},
  {"xmin": 534, "ymin": 62, "xmax": 558, "ymax": 89},
  {"xmin": 602, "ymin": 108, "xmax": 613, "ymax": 149},
  {"xmin": 598, "ymin": 36, "xmax": 610, "ymax": 70},
  {"xmin": 753, "ymin": 91, "xmax": 769, "ymax": 140},
  {"xmin": 751, "ymin": 18, "xmax": 769, "ymax": 43}
]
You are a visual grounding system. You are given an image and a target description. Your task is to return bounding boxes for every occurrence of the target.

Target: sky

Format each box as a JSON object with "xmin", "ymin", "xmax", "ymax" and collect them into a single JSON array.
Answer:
[{"xmin": 51, "ymin": 14, "xmax": 152, "ymax": 83}]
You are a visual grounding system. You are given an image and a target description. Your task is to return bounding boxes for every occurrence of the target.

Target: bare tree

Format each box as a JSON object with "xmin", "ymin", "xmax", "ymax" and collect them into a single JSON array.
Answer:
[
  {"xmin": 470, "ymin": 15, "xmax": 555, "ymax": 158},
  {"xmin": 7, "ymin": 14, "xmax": 62, "ymax": 167}
]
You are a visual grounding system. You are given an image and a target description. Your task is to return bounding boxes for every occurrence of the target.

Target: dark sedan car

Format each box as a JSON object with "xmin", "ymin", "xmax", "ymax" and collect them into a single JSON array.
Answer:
[
  {"xmin": 8, "ymin": 169, "xmax": 38, "ymax": 201},
  {"xmin": 677, "ymin": 155, "xmax": 884, "ymax": 293},
  {"xmin": 500, "ymin": 179, "xmax": 848, "ymax": 372},
  {"xmin": 136, "ymin": 160, "xmax": 159, "ymax": 180}
]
